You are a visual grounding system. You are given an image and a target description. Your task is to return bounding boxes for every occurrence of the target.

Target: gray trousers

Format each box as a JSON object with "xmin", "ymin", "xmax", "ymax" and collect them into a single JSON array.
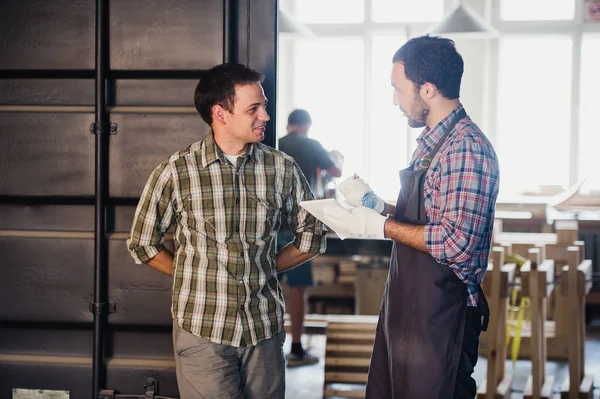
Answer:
[{"xmin": 172, "ymin": 320, "xmax": 286, "ymax": 399}]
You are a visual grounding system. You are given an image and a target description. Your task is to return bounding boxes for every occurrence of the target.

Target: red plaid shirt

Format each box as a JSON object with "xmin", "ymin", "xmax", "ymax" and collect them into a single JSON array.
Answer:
[{"xmin": 411, "ymin": 105, "xmax": 500, "ymax": 307}]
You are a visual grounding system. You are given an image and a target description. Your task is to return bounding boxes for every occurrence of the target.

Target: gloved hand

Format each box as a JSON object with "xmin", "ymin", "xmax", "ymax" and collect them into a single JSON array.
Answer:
[
  {"xmin": 322, "ymin": 205, "xmax": 388, "ymax": 239},
  {"xmin": 338, "ymin": 176, "xmax": 386, "ymax": 214}
]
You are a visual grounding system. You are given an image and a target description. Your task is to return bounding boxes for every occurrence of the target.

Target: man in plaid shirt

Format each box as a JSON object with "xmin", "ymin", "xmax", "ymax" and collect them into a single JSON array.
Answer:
[
  {"xmin": 127, "ymin": 63, "xmax": 327, "ymax": 398},
  {"xmin": 323, "ymin": 36, "xmax": 500, "ymax": 398}
]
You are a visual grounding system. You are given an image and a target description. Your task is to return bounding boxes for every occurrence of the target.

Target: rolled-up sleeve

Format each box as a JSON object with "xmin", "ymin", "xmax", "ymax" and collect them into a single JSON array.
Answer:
[
  {"xmin": 424, "ymin": 139, "xmax": 498, "ymax": 266},
  {"xmin": 126, "ymin": 161, "xmax": 175, "ymax": 264},
  {"xmin": 285, "ymin": 161, "xmax": 327, "ymax": 254}
]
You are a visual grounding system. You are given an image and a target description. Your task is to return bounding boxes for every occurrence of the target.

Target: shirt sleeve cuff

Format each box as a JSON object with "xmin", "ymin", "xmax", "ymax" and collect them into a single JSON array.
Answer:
[
  {"xmin": 126, "ymin": 240, "xmax": 165, "ymax": 264},
  {"xmin": 423, "ymin": 223, "xmax": 444, "ymax": 263},
  {"xmin": 293, "ymin": 231, "xmax": 327, "ymax": 254}
]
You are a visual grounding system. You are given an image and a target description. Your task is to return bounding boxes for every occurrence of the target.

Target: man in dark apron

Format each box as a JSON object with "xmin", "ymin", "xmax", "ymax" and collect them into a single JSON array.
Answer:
[{"xmin": 323, "ymin": 36, "xmax": 500, "ymax": 398}]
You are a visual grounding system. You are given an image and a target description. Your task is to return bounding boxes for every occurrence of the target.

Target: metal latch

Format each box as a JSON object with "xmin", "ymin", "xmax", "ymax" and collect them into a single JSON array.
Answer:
[
  {"xmin": 144, "ymin": 378, "xmax": 158, "ymax": 399},
  {"xmin": 90, "ymin": 122, "xmax": 118, "ymax": 135}
]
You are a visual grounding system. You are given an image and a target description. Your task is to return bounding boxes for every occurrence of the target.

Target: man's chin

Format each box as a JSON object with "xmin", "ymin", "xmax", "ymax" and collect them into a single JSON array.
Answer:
[
  {"xmin": 407, "ymin": 119, "xmax": 426, "ymax": 128},
  {"xmin": 252, "ymin": 131, "xmax": 265, "ymax": 142}
]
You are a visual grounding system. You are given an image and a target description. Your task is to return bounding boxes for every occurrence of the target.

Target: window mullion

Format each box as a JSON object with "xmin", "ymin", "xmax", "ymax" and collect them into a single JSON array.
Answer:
[
  {"xmin": 363, "ymin": 0, "xmax": 373, "ymax": 181},
  {"xmin": 570, "ymin": 30, "xmax": 583, "ymax": 186}
]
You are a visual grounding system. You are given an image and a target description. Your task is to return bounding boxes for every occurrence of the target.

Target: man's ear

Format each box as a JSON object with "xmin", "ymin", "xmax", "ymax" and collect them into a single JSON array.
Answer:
[
  {"xmin": 212, "ymin": 104, "xmax": 228, "ymax": 123},
  {"xmin": 421, "ymin": 82, "xmax": 437, "ymax": 100}
]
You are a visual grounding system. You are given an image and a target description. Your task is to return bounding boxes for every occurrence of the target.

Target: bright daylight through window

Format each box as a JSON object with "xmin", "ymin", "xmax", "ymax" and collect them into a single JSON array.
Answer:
[{"xmin": 279, "ymin": 0, "xmax": 595, "ymax": 201}]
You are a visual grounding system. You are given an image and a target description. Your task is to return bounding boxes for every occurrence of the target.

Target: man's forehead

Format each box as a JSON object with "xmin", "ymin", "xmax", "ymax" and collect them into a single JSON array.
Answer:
[{"xmin": 233, "ymin": 83, "xmax": 266, "ymax": 104}]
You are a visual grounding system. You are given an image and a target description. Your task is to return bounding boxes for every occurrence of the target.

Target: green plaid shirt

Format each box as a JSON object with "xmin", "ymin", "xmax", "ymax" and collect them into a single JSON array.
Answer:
[{"xmin": 127, "ymin": 132, "xmax": 327, "ymax": 347}]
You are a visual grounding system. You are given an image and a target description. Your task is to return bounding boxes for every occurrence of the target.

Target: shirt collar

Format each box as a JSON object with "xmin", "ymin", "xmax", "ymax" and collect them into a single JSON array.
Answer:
[
  {"xmin": 201, "ymin": 130, "xmax": 259, "ymax": 168},
  {"xmin": 416, "ymin": 103, "xmax": 464, "ymax": 153}
]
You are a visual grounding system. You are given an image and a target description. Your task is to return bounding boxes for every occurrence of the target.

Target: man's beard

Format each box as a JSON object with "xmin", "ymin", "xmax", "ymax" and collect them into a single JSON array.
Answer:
[{"xmin": 407, "ymin": 105, "xmax": 429, "ymax": 128}]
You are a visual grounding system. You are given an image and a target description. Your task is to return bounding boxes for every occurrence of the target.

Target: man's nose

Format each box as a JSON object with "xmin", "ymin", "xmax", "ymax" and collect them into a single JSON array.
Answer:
[{"xmin": 260, "ymin": 109, "xmax": 270, "ymax": 121}]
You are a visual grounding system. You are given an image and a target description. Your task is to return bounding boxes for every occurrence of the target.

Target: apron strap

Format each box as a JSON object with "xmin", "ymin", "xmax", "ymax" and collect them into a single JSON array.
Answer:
[{"xmin": 420, "ymin": 108, "xmax": 467, "ymax": 169}]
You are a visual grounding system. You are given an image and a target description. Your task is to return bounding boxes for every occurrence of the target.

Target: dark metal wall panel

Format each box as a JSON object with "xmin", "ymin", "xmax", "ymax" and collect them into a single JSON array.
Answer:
[
  {"xmin": 0, "ymin": 79, "xmax": 94, "ymax": 105},
  {"xmin": 0, "ymin": 113, "xmax": 95, "ymax": 196},
  {"xmin": 113, "ymin": 79, "xmax": 198, "ymax": 106},
  {"xmin": 0, "ymin": 328, "xmax": 92, "ymax": 356},
  {"xmin": 0, "ymin": 363, "xmax": 92, "ymax": 398},
  {"xmin": 241, "ymin": 0, "xmax": 278, "ymax": 148},
  {"xmin": 0, "ymin": 238, "xmax": 94, "ymax": 322},
  {"xmin": 109, "ymin": 113, "xmax": 209, "ymax": 197},
  {"xmin": 0, "ymin": 205, "xmax": 94, "ymax": 231},
  {"xmin": 0, "ymin": 0, "xmax": 278, "ymax": 395},
  {"xmin": 108, "ymin": 240, "xmax": 173, "ymax": 326},
  {"xmin": 113, "ymin": 206, "xmax": 138, "ymax": 233},
  {"xmin": 106, "ymin": 364, "xmax": 178, "ymax": 397},
  {"xmin": 0, "ymin": 0, "xmax": 95, "ymax": 70},
  {"xmin": 109, "ymin": 0, "xmax": 223, "ymax": 70},
  {"xmin": 109, "ymin": 330, "xmax": 173, "ymax": 358}
]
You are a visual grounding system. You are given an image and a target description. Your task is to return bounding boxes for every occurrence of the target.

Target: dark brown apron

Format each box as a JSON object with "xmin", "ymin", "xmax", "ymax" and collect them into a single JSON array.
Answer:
[{"xmin": 365, "ymin": 109, "xmax": 488, "ymax": 398}]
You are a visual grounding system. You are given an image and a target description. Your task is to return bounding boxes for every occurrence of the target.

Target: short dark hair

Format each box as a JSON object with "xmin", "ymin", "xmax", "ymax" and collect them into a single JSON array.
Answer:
[
  {"xmin": 392, "ymin": 35, "xmax": 463, "ymax": 99},
  {"xmin": 194, "ymin": 63, "xmax": 264, "ymax": 125},
  {"xmin": 287, "ymin": 109, "xmax": 312, "ymax": 126}
]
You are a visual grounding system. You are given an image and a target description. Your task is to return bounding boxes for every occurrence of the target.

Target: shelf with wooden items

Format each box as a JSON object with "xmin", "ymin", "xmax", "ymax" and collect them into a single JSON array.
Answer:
[{"xmin": 304, "ymin": 255, "xmax": 389, "ymax": 316}]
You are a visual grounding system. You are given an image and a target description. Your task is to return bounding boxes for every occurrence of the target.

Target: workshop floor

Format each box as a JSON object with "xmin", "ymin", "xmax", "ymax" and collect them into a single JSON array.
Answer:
[{"xmin": 285, "ymin": 319, "xmax": 600, "ymax": 399}]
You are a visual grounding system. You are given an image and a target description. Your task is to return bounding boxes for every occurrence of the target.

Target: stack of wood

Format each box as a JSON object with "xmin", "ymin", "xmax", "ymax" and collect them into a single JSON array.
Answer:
[{"xmin": 323, "ymin": 315, "xmax": 378, "ymax": 398}]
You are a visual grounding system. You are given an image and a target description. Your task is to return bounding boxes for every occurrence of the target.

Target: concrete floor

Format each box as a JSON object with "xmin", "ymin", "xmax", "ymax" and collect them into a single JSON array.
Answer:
[{"xmin": 285, "ymin": 320, "xmax": 600, "ymax": 399}]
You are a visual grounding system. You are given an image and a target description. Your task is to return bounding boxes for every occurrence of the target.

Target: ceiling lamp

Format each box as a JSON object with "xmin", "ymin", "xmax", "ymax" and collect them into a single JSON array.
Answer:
[
  {"xmin": 279, "ymin": 6, "xmax": 315, "ymax": 37},
  {"xmin": 427, "ymin": 2, "xmax": 498, "ymax": 37}
]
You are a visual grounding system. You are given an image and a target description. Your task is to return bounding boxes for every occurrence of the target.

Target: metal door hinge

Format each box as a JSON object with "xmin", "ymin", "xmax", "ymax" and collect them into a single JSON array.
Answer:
[
  {"xmin": 89, "ymin": 301, "xmax": 116, "ymax": 315},
  {"xmin": 90, "ymin": 122, "xmax": 118, "ymax": 135}
]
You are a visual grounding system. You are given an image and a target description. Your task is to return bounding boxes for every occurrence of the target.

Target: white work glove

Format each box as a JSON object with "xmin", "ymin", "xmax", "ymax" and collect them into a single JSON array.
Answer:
[
  {"xmin": 338, "ymin": 176, "xmax": 386, "ymax": 214},
  {"xmin": 322, "ymin": 205, "xmax": 388, "ymax": 239}
]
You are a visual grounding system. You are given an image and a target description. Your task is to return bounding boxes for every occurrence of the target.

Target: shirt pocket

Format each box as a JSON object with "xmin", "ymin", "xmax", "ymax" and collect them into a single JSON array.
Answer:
[
  {"xmin": 247, "ymin": 189, "xmax": 282, "ymax": 242},
  {"xmin": 182, "ymin": 197, "xmax": 229, "ymax": 243}
]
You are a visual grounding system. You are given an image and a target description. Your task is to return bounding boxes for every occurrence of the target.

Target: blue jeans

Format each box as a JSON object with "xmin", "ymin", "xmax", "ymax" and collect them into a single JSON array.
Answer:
[{"xmin": 277, "ymin": 230, "xmax": 313, "ymax": 287}]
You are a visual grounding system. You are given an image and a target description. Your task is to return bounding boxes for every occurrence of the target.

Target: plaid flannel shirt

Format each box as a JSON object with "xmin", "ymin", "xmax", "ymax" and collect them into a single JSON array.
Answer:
[
  {"xmin": 411, "ymin": 105, "xmax": 500, "ymax": 306},
  {"xmin": 127, "ymin": 132, "xmax": 327, "ymax": 346}
]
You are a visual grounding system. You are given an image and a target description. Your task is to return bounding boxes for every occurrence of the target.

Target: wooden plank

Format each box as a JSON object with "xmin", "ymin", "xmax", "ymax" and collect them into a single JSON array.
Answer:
[
  {"xmin": 521, "ymin": 259, "xmax": 554, "ymax": 298},
  {"xmin": 324, "ymin": 372, "xmax": 368, "ymax": 384},
  {"xmin": 327, "ymin": 332, "xmax": 376, "ymax": 341},
  {"xmin": 326, "ymin": 344, "xmax": 374, "ymax": 353},
  {"xmin": 528, "ymin": 249, "xmax": 543, "ymax": 398},
  {"xmin": 323, "ymin": 388, "xmax": 365, "ymax": 398},
  {"xmin": 524, "ymin": 375, "xmax": 555, "ymax": 399},
  {"xmin": 485, "ymin": 248, "xmax": 504, "ymax": 398},
  {"xmin": 477, "ymin": 375, "xmax": 513, "ymax": 399},
  {"xmin": 325, "ymin": 357, "xmax": 371, "ymax": 367},
  {"xmin": 495, "ymin": 232, "xmax": 556, "ymax": 245},
  {"xmin": 567, "ymin": 247, "xmax": 583, "ymax": 394}
]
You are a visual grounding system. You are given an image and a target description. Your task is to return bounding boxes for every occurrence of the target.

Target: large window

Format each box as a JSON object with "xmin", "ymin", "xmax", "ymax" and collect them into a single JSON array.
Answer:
[
  {"xmin": 292, "ymin": 38, "xmax": 366, "ymax": 177},
  {"xmin": 280, "ymin": 0, "xmax": 600, "ymax": 202},
  {"xmin": 500, "ymin": 0, "xmax": 575, "ymax": 21},
  {"xmin": 279, "ymin": 0, "xmax": 443, "ymax": 201},
  {"xmin": 578, "ymin": 34, "xmax": 600, "ymax": 192},
  {"xmin": 496, "ymin": 36, "xmax": 572, "ymax": 196},
  {"xmin": 369, "ymin": 34, "xmax": 409, "ymax": 200}
]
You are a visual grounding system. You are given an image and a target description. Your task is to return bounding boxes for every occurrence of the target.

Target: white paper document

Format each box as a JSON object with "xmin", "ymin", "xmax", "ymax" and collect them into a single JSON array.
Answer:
[{"xmin": 299, "ymin": 198, "xmax": 354, "ymax": 240}]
